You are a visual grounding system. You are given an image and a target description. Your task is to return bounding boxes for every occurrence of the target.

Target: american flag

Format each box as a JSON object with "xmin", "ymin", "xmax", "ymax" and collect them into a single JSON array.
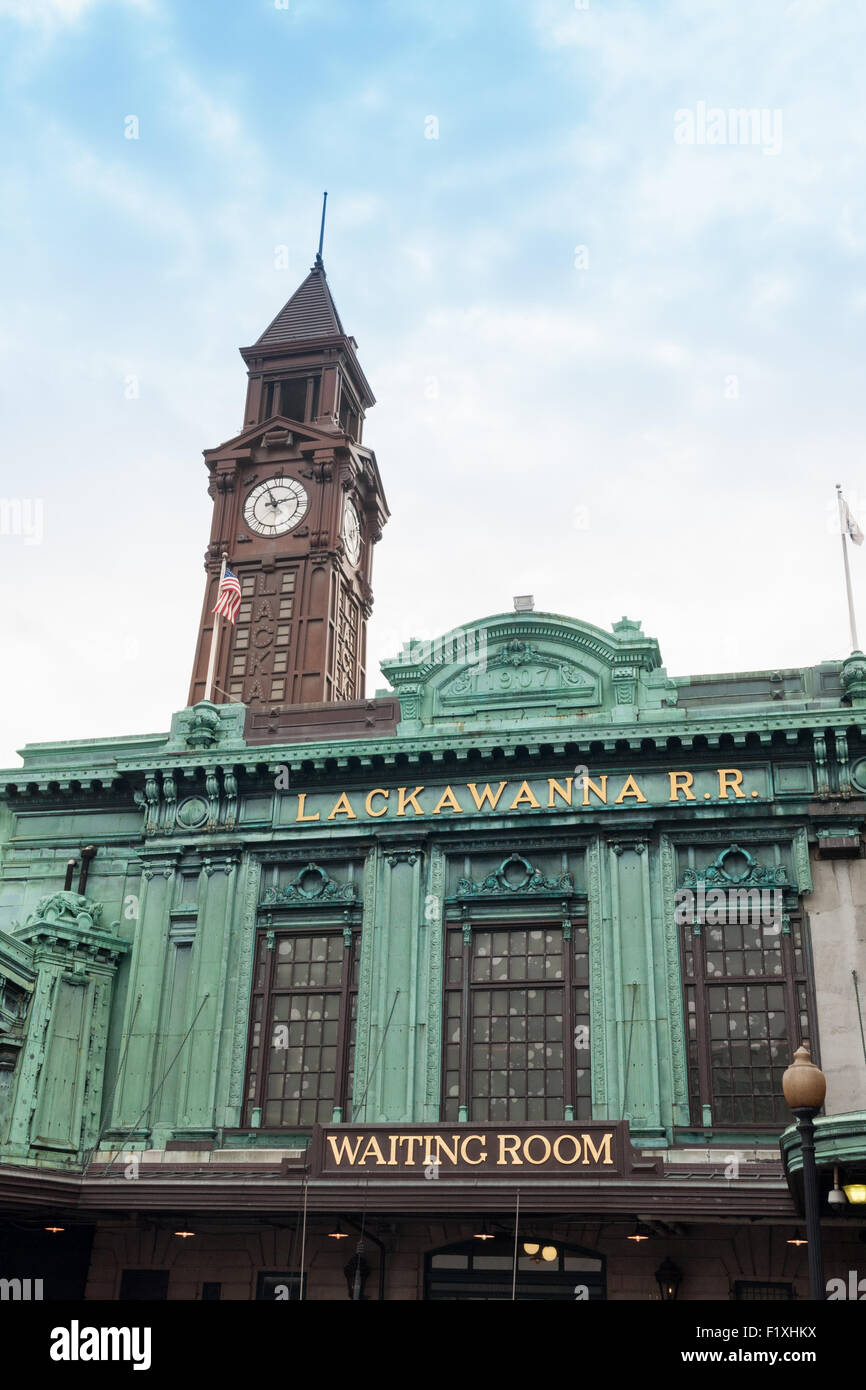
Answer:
[{"xmin": 212, "ymin": 566, "xmax": 242, "ymax": 623}]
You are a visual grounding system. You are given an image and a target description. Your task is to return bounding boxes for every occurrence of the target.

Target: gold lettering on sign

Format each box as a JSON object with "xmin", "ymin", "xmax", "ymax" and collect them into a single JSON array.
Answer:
[
  {"xmin": 582, "ymin": 775, "xmax": 608, "ymax": 805},
  {"xmin": 290, "ymin": 771, "xmax": 756, "ymax": 826},
  {"xmin": 509, "ymin": 781, "xmax": 541, "ymax": 810},
  {"xmin": 327, "ymin": 1134, "xmax": 363, "ymax": 1165},
  {"xmin": 718, "ymin": 768, "xmax": 745, "ymax": 799},
  {"xmin": 433, "ymin": 1134, "xmax": 460, "ymax": 1165},
  {"xmin": 322, "ymin": 1128, "xmax": 617, "ymax": 1172},
  {"xmin": 552, "ymin": 1133, "xmax": 582, "ymax": 1164},
  {"xmin": 460, "ymin": 1134, "xmax": 486, "ymax": 1164},
  {"xmin": 398, "ymin": 1135, "xmax": 424, "ymax": 1164},
  {"xmin": 523, "ymin": 1133, "xmax": 552, "ymax": 1165},
  {"xmin": 358, "ymin": 1135, "xmax": 386, "ymax": 1165},
  {"xmin": 467, "ymin": 782, "xmax": 507, "ymax": 811},
  {"xmin": 548, "ymin": 777, "xmax": 573, "ymax": 808},
  {"xmin": 432, "ymin": 785, "xmax": 464, "ymax": 814},
  {"xmin": 615, "ymin": 775, "xmax": 647, "ymax": 804},
  {"xmin": 581, "ymin": 1132, "xmax": 614, "ymax": 1166},
  {"xmin": 668, "ymin": 771, "xmax": 695, "ymax": 802},
  {"xmin": 396, "ymin": 786, "xmax": 425, "ymax": 817},
  {"xmin": 498, "ymin": 1134, "xmax": 523, "ymax": 1166}
]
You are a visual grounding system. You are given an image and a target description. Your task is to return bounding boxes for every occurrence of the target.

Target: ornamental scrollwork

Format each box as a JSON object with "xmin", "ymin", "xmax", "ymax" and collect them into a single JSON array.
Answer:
[
  {"xmin": 680, "ymin": 844, "xmax": 791, "ymax": 890},
  {"xmin": 456, "ymin": 852, "xmax": 574, "ymax": 898},
  {"xmin": 260, "ymin": 863, "xmax": 356, "ymax": 906}
]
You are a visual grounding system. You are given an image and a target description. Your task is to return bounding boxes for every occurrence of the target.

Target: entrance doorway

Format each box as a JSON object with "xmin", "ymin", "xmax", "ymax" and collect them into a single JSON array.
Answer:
[{"xmin": 424, "ymin": 1237, "xmax": 605, "ymax": 1300}]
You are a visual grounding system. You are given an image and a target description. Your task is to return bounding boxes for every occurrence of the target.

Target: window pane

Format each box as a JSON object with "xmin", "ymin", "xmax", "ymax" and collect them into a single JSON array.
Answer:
[
  {"xmin": 686, "ymin": 910, "xmax": 811, "ymax": 1131},
  {"xmin": 244, "ymin": 929, "xmax": 357, "ymax": 1127}
]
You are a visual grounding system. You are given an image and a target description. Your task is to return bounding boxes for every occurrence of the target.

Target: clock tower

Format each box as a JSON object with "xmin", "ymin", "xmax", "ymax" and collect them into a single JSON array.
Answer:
[{"xmin": 187, "ymin": 255, "xmax": 389, "ymax": 714}]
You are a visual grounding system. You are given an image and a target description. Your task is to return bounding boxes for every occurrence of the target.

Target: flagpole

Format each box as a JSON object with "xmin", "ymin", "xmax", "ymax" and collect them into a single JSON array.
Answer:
[
  {"xmin": 204, "ymin": 551, "xmax": 228, "ymax": 703},
  {"xmin": 837, "ymin": 485, "xmax": 860, "ymax": 651}
]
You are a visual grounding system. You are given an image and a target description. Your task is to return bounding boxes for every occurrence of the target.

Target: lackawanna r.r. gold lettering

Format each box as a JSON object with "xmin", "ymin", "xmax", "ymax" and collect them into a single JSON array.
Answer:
[{"xmin": 292, "ymin": 768, "xmax": 755, "ymax": 823}]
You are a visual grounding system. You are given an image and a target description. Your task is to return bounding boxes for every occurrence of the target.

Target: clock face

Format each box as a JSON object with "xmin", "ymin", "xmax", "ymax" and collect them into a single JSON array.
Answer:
[
  {"xmin": 343, "ymin": 498, "xmax": 361, "ymax": 565},
  {"xmin": 243, "ymin": 477, "xmax": 308, "ymax": 537}
]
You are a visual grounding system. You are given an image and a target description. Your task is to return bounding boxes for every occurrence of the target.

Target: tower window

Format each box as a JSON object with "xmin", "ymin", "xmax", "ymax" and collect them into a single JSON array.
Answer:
[
  {"xmin": 261, "ymin": 376, "xmax": 320, "ymax": 423},
  {"xmin": 337, "ymin": 382, "xmax": 362, "ymax": 440},
  {"xmin": 278, "ymin": 377, "xmax": 307, "ymax": 422}
]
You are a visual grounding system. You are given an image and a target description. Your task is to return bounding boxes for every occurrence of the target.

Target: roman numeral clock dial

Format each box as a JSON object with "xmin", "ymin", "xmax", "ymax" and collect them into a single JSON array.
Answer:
[
  {"xmin": 243, "ymin": 477, "xmax": 309, "ymax": 537},
  {"xmin": 343, "ymin": 497, "xmax": 361, "ymax": 565}
]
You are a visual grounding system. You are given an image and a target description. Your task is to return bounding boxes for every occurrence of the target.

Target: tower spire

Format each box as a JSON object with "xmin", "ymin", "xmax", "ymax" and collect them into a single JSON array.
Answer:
[{"xmin": 316, "ymin": 191, "xmax": 328, "ymax": 268}]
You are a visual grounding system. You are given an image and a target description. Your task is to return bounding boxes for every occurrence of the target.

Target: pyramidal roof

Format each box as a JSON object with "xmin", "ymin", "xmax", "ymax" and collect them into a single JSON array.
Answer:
[{"xmin": 255, "ymin": 258, "xmax": 346, "ymax": 347}]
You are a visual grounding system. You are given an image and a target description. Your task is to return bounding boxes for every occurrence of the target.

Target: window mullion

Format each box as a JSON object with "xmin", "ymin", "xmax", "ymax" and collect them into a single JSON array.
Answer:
[
  {"xmin": 332, "ymin": 931, "xmax": 354, "ymax": 1122},
  {"xmin": 459, "ymin": 930, "xmax": 472, "ymax": 1121},
  {"xmin": 562, "ymin": 920, "xmax": 575, "ymax": 1120},
  {"xmin": 254, "ymin": 936, "xmax": 277, "ymax": 1118},
  {"xmin": 692, "ymin": 922, "xmax": 713, "ymax": 1122}
]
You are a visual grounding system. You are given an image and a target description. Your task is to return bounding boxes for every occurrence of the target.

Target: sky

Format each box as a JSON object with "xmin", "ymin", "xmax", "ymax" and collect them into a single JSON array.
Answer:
[{"xmin": 1, "ymin": 0, "xmax": 865, "ymax": 767}]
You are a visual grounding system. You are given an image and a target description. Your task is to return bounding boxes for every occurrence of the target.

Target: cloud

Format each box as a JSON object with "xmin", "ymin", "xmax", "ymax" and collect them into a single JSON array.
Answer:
[{"xmin": 0, "ymin": 0, "xmax": 149, "ymax": 28}]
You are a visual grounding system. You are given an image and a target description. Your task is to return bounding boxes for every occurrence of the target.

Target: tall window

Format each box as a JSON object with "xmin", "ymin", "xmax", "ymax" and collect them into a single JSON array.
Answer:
[
  {"xmin": 681, "ymin": 913, "xmax": 813, "ymax": 1128},
  {"xmin": 244, "ymin": 929, "xmax": 359, "ymax": 1127},
  {"xmin": 442, "ymin": 921, "xmax": 590, "ymax": 1123}
]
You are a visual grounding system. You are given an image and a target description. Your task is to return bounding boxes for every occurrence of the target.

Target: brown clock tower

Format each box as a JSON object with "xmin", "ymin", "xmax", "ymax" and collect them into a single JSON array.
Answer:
[{"xmin": 187, "ymin": 256, "xmax": 389, "ymax": 715}]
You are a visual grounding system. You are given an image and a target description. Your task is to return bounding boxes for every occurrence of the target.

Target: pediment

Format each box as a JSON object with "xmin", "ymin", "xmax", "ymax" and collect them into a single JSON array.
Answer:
[
  {"xmin": 439, "ymin": 639, "xmax": 600, "ymax": 707},
  {"xmin": 379, "ymin": 611, "xmax": 674, "ymax": 729},
  {"xmin": 204, "ymin": 415, "xmax": 348, "ymax": 463}
]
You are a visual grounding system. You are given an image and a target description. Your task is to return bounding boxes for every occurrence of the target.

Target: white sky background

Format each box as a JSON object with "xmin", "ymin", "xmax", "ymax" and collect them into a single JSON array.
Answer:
[{"xmin": 1, "ymin": 0, "xmax": 865, "ymax": 766}]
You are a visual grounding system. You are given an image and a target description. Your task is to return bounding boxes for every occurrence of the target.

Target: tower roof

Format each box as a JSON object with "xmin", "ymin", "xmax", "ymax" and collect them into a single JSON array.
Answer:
[{"xmin": 255, "ymin": 258, "xmax": 346, "ymax": 347}]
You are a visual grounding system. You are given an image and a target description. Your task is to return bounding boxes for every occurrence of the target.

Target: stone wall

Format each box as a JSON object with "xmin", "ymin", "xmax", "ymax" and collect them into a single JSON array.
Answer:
[{"xmin": 807, "ymin": 853, "xmax": 866, "ymax": 1114}]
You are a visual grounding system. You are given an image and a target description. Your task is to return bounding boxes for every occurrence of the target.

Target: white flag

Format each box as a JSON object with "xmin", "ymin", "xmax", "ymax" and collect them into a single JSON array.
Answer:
[{"xmin": 841, "ymin": 495, "xmax": 864, "ymax": 545}]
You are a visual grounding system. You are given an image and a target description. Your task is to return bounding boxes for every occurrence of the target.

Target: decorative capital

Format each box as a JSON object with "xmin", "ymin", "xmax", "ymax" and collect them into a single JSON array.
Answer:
[
  {"xmin": 841, "ymin": 650, "xmax": 866, "ymax": 704},
  {"xmin": 13, "ymin": 891, "xmax": 129, "ymax": 966},
  {"xmin": 385, "ymin": 848, "xmax": 423, "ymax": 867},
  {"xmin": 21, "ymin": 890, "xmax": 103, "ymax": 930},
  {"xmin": 185, "ymin": 702, "xmax": 222, "ymax": 750}
]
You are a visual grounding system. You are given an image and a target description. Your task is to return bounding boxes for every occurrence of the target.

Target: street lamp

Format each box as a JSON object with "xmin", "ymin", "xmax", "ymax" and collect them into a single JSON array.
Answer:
[
  {"xmin": 655, "ymin": 1258, "xmax": 682, "ymax": 1301},
  {"xmin": 782, "ymin": 1044, "xmax": 827, "ymax": 1301}
]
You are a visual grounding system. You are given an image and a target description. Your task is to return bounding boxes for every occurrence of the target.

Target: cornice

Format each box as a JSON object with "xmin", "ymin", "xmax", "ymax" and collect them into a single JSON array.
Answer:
[{"xmin": 3, "ymin": 703, "xmax": 866, "ymax": 792}]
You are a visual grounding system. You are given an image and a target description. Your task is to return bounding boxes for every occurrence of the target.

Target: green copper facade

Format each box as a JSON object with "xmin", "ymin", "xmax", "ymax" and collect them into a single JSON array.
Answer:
[{"xmin": 2, "ymin": 610, "xmax": 865, "ymax": 1167}]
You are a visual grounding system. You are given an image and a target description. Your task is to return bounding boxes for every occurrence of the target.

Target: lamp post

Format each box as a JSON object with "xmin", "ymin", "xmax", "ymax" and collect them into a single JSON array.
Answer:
[{"xmin": 782, "ymin": 1045, "xmax": 827, "ymax": 1301}]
